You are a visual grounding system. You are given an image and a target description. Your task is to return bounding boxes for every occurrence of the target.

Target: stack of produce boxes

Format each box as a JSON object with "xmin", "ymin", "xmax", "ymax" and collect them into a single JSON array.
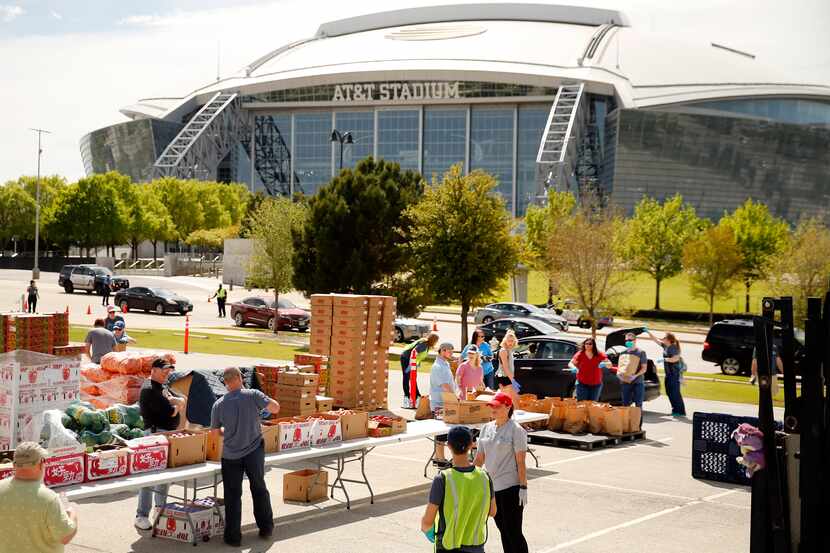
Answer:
[
  {"xmin": 50, "ymin": 312, "xmax": 70, "ymax": 348},
  {"xmin": 309, "ymin": 294, "xmax": 395, "ymax": 410},
  {"xmin": 255, "ymin": 364, "xmax": 287, "ymax": 402},
  {"xmin": 0, "ymin": 314, "xmax": 14, "ymax": 353},
  {"xmin": 0, "ymin": 350, "xmax": 81, "ymax": 451},
  {"xmin": 293, "ymin": 353, "xmax": 333, "ymax": 411},
  {"xmin": 14, "ymin": 314, "xmax": 54, "ymax": 354},
  {"xmin": 275, "ymin": 371, "xmax": 318, "ymax": 417}
]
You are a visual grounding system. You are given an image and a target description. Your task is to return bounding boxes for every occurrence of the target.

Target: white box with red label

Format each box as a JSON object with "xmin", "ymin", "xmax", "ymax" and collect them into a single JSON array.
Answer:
[
  {"xmin": 301, "ymin": 415, "xmax": 342, "ymax": 447},
  {"xmin": 153, "ymin": 502, "xmax": 215, "ymax": 543},
  {"xmin": 127, "ymin": 434, "xmax": 169, "ymax": 474},
  {"xmin": 193, "ymin": 497, "xmax": 225, "ymax": 536},
  {"xmin": 43, "ymin": 448, "xmax": 86, "ymax": 488},
  {"xmin": 85, "ymin": 446, "xmax": 130, "ymax": 482},
  {"xmin": 275, "ymin": 418, "xmax": 313, "ymax": 452}
]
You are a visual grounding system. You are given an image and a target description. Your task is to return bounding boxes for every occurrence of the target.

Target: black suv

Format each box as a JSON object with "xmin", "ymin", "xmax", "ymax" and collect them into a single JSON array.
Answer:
[
  {"xmin": 58, "ymin": 265, "xmax": 130, "ymax": 295},
  {"xmin": 702, "ymin": 319, "xmax": 805, "ymax": 376}
]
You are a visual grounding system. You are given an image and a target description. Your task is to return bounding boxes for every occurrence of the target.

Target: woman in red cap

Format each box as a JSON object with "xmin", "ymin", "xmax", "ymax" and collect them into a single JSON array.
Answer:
[{"xmin": 474, "ymin": 391, "xmax": 529, "ymax": 553}]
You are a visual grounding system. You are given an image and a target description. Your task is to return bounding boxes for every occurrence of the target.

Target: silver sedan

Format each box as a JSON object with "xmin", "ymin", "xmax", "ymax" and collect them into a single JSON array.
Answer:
[
  {"xmin": 394, "ymin": 318, "xmax": 431, "ymax": 342},
  {"xmin": 473, "ymin": 302, "xmax": 569, "ymax": 331}
]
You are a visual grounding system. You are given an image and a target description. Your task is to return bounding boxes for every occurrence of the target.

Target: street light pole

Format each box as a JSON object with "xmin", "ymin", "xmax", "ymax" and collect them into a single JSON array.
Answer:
[
  {"xmin": 29, "ymin": 128, "xmax": 51, "ymax": 280},
  {"xmin": 330, "ymin": 130, "xmax": 353, "ymax": 172}
]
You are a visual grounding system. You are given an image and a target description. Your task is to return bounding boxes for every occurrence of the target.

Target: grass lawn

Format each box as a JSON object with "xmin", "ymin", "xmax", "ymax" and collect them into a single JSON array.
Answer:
[
  {"xmin": 494, "ymin": 270, "xmax": 774, "ymax": 314},
  {"xmin": 676, "ymin": 377, "xmax": 784, "ymax": 407}
]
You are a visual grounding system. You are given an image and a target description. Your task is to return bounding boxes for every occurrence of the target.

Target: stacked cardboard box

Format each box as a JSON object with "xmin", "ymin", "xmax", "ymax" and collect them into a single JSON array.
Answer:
[
  {"xmin": 51, "ymin": 312, "xmax": 69, "ymax": 347},
  {"xmin": 1, "ymin": 314, "xmax": 15, "ymax": 353},
  {"xmin": 14, "ymin": 314, "xmax": 55, "ymax": 354},
  {"xmin": 293, "ymin": 353, "xmax": 329, "ymax": 395},
  {"xmin": 52, "ymin": 344, "xmax": 86, "ymax": 357},
  {"xmin": 0, "ymin": 350, "xmax": 81, "ymax": 451},
  {"xmin": 310, "ymin": 294, "xmax": 395, "ymax": 410},
  {"xmin": 275, "ymin": 371, "xmax": 319, "ymax": 417},
  {"xmin": 255, "ymin": 363, "xmax": 289, "ymax": 401}
]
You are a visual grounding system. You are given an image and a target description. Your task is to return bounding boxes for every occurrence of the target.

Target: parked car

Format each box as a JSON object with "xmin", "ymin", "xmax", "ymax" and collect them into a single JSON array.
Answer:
[
  {"xmin": 505, "ymin": 326, "xmax": 660, "ymax": 404},
  {"xmin": 59, "ymin": 265, "xmax": 129, "ymax": 295},
  {"xmin": 477, "ymin": 317, "xmax": 561, "ymax": 343},
  {"xmin": 394, "ymin": 318, "xmax": 430, "ymax": 343},
  {"xmin": 473, "ymin": 302, "xmax": 569, "ymax": 331},
  {"xmin": 114, "ymin": 287, "xmax": 193, "ymax": 315},
  {"xmin": 558, "ymin": 301, "xmax": 613, "ymax": 329},
  {"xmin": 230, "ymin": 297, "xmax": 310, "ymax": 331},
  {"xmin": 702, "ymin": 319, "xmax": 805, "ymax": 376}
]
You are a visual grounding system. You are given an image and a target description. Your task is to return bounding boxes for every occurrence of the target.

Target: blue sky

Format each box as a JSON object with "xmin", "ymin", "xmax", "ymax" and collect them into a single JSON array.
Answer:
[{"xmin": 0, "ymin": 0, "xmax": 827, "ymax": 182}]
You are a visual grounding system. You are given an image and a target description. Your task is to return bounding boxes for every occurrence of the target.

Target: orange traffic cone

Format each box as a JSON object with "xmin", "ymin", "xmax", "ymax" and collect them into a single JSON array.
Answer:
[
  {"xmin": 22, "ymin": 299, "xmax": 28, "ymax": 312},
  {"xmin": 432, "ymin": 316, "xmax": 438, "ymax": 332},
  {"xmin": 183, "ymin": 315, "xmax": 190, "ymax": 355},
  {"xmin": 121, "ymin": 302, "xmax": 128, "ymax": 314},
  {"xmin": 86, "ymin": 305, "xmax": 92, "ymax": 315},
  {"xmin": 65, "ymin": 305, "xmax": 69, "ymax": 315}
]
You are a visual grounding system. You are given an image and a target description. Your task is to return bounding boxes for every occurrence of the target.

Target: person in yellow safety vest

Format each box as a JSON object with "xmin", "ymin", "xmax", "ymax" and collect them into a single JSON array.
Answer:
[
  {"xmin": 400, "ymin": 332, "xmax": 439, "ymax": 408},
  {"xmin": 420, "ymin": 426, "xmax": 496, "ymax": 553},
  {"xmin": 212, "ymin": 283, "xmax": 228, "ymax": 318}
]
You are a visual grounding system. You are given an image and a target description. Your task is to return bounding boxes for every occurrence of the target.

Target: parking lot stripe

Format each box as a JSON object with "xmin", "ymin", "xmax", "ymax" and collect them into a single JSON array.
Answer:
[
  {"xmin": 536, "ymin": 476, "xmax": 696, "ymax": 502},
  {"xmin": 538, "ymin": 503, "xmax": 697, "ymax": 552},
  {"xmin": 540, "ymin": 436, "xmax": 674, "ymax": 467}
]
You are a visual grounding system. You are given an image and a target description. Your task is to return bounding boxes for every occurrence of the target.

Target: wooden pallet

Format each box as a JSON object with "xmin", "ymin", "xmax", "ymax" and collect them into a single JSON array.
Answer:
[{"xmin": 528, "ymin": 430, "xmax": 646, "ymax": 450}]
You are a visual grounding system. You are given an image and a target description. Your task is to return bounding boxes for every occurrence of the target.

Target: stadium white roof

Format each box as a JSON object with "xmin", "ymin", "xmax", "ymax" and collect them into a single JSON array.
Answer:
[{"xmin": 125, "ymin": 2, "xmax": 830, "ymax": 122}]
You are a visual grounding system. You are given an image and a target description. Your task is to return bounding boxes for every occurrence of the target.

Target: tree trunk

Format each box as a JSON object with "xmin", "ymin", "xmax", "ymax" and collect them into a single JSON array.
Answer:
[
  {"xmin": 152, "ymin": 240, "xmax": 158, "ymax": 262},
  {"xmin": 460, "ymin": 300, "xmax": 469, "ymax": 347},
  {"xmin": 274, "ymin": 288, "xmax": 280, "ymax": 336},
  {"xmin": 709, "ymin": 294, "xmax": 715, "ymax": 326},
  {"xmin": 745, "ymin": 279, "xmax": 751, "ymax": 313},
  {"xmin": 654, "ymin": 277, "xmax": 662, "ymax": 310},
  {"xmin": 547, "ymin": 280, "xmax": 553, "ymax": 307}
]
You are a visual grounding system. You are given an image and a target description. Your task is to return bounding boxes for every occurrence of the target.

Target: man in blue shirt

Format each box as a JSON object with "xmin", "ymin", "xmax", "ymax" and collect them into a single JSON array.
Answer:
[{"xmin": 210, "ymin": 367, "xmax": 280, "ymax": 547}]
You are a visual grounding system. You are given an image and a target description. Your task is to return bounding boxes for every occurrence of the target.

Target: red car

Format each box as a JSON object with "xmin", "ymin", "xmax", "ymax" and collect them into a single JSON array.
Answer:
[{"xmin": 229, "ymin": 297, "xmax": 310, "ymax": 331}]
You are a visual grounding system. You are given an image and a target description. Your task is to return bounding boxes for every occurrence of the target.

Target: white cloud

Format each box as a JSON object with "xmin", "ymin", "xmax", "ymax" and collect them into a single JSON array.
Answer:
[
  {"xmin": 49, "ymin": 10, "xmax": 62, "ymax": 20},
  {"xmin": 117, "ymin": 13, "xmax": 174, "ymax": 27},
  {"xmin": 0, "ymin": 5, "xmax": 23, "ymax": 22}
]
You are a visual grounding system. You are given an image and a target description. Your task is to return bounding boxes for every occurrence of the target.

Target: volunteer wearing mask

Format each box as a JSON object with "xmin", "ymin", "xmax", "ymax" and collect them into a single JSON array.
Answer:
[
  {"xmin": 568, "ymin": 338, "xmax": 610, "ymax": 401},
  {"xmin": 475, "ymin": 392, "xmax": 529, "ymax": 553},
  {"xmin": 619, "ymin": 332, "xmax": 648, "ymax": 408}
]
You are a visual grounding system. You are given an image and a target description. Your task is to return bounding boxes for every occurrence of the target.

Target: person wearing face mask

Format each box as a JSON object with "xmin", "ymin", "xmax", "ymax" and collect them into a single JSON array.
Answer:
[{"xmin": 619, "ymin": 332, "xmax": 648, "ymax": 408}]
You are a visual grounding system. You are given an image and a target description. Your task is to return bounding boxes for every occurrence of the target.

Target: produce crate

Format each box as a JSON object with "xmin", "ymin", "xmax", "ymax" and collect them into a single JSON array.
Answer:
[{"xmin": 691, "ymin": 412, "xmax": 780, "ymax": 486}]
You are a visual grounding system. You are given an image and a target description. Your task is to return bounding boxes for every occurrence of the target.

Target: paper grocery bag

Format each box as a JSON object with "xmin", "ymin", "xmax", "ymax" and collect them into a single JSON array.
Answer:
[
  {"xmin": 619, "ymin": 406, "xmax": 631, "ymax": 433},
  {"xmin": 563, "ymin": 403, "xmax": 588, "ymax": 434},
  {"xmin": 548, "ymin": 401, "xmax": 566, "ymax": 431},
  {"xmin": 616, "ymin": 353, "xmax": 641, "ymax": 378},
  {"xmin": 415, "ymin": 397, "xmax": 433, "ymax": 420},
  {"xmin": 587, "ymin": 402, "xmax": 607, "ymax": 434},
  {"xmin": 602, "ymin": 407, "xmax": 624, "ymax": 436},
  {"xmin": 628, "ymin": 406, "xmax": 642, "ymax": 432}
]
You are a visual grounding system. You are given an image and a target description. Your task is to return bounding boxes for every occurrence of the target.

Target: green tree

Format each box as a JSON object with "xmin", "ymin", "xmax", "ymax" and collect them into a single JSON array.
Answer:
[
  {"xmin": 216, "ymin": 183, "xmax": 251, "ymax": 226},
  {"xmin": 721, "ymin": 199, "xmax": 789, "ymax": 313},
  {"xmin": 682, "ymin": 223, "xmax": 744, "ymax": 324},
  {"xmin": 185, "ymin": 225, "xmax": 239, "ymax": 253},
  {"xmin": 622, "ymin": 195, "xmax": 703, "ymax": 310},
  {"xmin": 239, "ymin": 192, "xmax": 267, "ymax": 237},
  {"xmin": 4, "ymin": 175, "xmax": 67, "ymax": 252},
  {"xmin": 197, "ymin": 182, "xmax": 232, "ymax": 230},
  {"xmin": 547, "ymin": 198, "xmax": 627, "ymax": 338},
  {"xmin": 523, "ymin": 190, "xmax": 577, "ymax": 305},
  {"xmin": 151, "ymin": 178, "xmax": 205, "ymax": 241},
  {"xmin": 407, "ymin": 166, "xmax": 520, "ymax": 344},
  {"xmin": 293, "ymin": 157, "xmax": 424, "ymax": 296},
  {"xmin": 248, "ymin": 198, "xmax": 306, "ymax": 334},
  {"xmin": 0, "ymin": 185, "xmax": 36, "ymax": 249},
  {"xmin": 140, "ymin": 187, "xmax": 177, "ymax": 261},
  {"xmin": 767, "ymin": 218, "xmax": 830, "ymax": 322}
]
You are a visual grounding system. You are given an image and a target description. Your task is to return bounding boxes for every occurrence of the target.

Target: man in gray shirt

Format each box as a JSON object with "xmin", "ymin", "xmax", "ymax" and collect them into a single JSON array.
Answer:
[
  {"xmin": 210, "ymin": 367, "xmax": 280, "ymax": 547},
  {"xmin": 84, "ymin": 319, "xmax": 116, "ymax": 363}
]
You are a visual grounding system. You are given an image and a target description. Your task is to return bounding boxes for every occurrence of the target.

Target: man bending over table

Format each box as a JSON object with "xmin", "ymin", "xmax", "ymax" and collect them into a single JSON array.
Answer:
[{"xmin": 211, "ymin": 367, "xmax": 280, "ymax": 547}]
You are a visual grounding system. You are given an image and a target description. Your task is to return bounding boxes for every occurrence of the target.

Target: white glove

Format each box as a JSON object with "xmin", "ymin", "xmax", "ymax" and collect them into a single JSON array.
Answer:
[{"xmin": 518, "ymin": 487, "xmax": 528, "ymax": 507}]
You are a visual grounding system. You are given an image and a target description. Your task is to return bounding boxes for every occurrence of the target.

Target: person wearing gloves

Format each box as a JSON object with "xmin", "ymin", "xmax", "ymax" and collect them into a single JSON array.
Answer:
[
  {"xmin": 568, "ymin": 337, "xmax": 610, "ymax": 401},
  {"xmin": 645, "ymin": 330, "xmax": 686, "ymax": 417},
  {"xmin": 455, "ymin": 344, "xmax": 484, "ymax": 399},
  {"xmin": 496, "ymin": 329, "xmax": 521, "ymax": 408},
  {"xmin": 429, "ymin": 342, "xmax": 458, "ymax": 468},
  {"xmin": 475, "ymin": 392, "xmax": 529, "ymax": 553},
  {"xmin": 421, "ymin": 426, "xmax": 496, "ymax": 552},
  {"xmin": 463, "ymin": 329, "xmax": 496, "ymax": 390},
  {"xmin": 618, "ymin": 332, "xmax": 648, "ymax": 408}
]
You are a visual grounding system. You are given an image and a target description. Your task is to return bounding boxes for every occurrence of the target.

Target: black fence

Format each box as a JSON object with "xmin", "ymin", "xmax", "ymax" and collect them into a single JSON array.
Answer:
[{"xmin": 0, "ymin": 256, "xmax": 95, "ymax": 273}]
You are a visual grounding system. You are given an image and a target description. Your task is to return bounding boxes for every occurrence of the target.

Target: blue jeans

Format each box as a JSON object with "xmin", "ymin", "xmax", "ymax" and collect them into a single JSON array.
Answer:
[
  {"xmin": 664, "ymin": 366, "xmax": 686, "ymax": 415},
  {"xmin": 483, "ymin": 371, "xmax": 496, "ymax": 390},
  {"xmin": 621, "ymin": 379, "xmax": 645, "ymax": 408},
  {"xmin": 136, "ymin": 484, "xmax": 169, "ymax": 517},
  {"xmin": 576, "ymin": 382, "xmax": 602, "ymax": 401}
]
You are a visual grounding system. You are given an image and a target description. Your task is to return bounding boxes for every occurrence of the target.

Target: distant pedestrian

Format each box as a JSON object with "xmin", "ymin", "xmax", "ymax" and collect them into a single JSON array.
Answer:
[
  {"xmin": 399, "ymin": 332, "xmax": 439, "ymax": 408},
  {"xmin": 463, "ymin": 329, "xmax": 495, "ymax": 390},
  {"xmin": 0, "ymin": 442, "xmax": 78, "ymax": 552},
  {"xmin": 101, "ymin": 274, "xmax": 111, "ymax": 306},
  {"xmin": 475, "ymin": 392, "xmax": 529, "ymax": 553},
  {"xmin": 496, "ymin": 330, "xmax": 521, "ymax": 408},
  {"xmin": 646, "ymin": 330, "xmax": 686, "ymax": 417},
  {"xmin": 568, "ymin": 337, "xmax": 611, "ymax": 401},
  {"xmin": 421, "ymin": 426, "xmax": 496, "ymax": 551},
  {"xmin": 211, "ymin": 367, "xmax": 280, "ymax": 546},
  {"xmin": 456, "ymin": 344, "xmax": 484, "ymax": 399},
  {"xmin": 85, "ymin": 319, "xmax": 116, "ymax": 363},
  {"xmin": 618, "ymin": 332, "xmax": 648, "ymax": 408},
  {"xmin": 26, "ymin": 280, "xmax": 39, "ymax": 313},
  {"xmin": 212, "ymin": 283, "xmax": 227, "ymax": 318},
  {"xmin": 104, "ymin": 305, "xmax": 125, "ymax": 332}
]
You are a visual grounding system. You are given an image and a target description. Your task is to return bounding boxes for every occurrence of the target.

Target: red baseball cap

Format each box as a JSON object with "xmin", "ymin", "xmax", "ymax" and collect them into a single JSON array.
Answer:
[{"xmin": 487, "ymin": 391, "xmax": 513, "ymax": 409}]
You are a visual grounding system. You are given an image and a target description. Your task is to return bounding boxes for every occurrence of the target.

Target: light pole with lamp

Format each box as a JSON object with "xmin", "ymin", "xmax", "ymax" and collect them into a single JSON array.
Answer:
[
  {"xmin": 330, "ymin": 130, "xmax": 353, "ymax": 171},
  {"xmin": 29, "ymin": 127, "xmax": 51, "ymax": 280}
]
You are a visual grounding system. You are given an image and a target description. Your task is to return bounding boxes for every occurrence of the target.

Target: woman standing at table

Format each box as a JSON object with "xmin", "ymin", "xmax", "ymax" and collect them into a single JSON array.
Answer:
[{"xmin": 475, "ymin": 391, "xmax": 529, "ymax": 553}]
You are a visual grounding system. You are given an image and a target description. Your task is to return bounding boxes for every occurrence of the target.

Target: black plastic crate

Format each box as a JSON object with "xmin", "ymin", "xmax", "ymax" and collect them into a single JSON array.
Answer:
[{"xmin": 692, "ymin": 412, "xmax": 761, "ymax": 486}]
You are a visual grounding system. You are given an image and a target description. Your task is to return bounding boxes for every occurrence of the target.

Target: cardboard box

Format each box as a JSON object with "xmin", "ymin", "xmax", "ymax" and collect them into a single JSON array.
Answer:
[
  {"xmin": 192, "ymin": 497, "xmax": 225, "ymax": 536},
  {"xmin": 296, "ymin": 414, "xmax": 342, "ymax": 447},
  {"xmin": 331, "ymin": 326, "xmax": 370, "ymax": 340},
  {"xmin": 0, "ymin": 450, "xmax": 13, "ymax": 480},
  {"xmin": 127, "ymin": 434, "xmax": 169, "ymax": 474},
  {"xmin": 283, "ymin": 469, "xmax": 328, "ymax": 503},
  {"xmin": 265, "ymin": 417, "xmax": 313, "ymax": 452},
  {"xmin": 328, "ymin": 294, "xmax": 369, "ymax": 308},
  {"xmin": 309, "ymin": 334, "xmax": 332, "ymax": 353},
  {"xmin": 261, "ymin": 423, "xmax": 280, "ymax": 454},
  {"xmin": 206, "ymin": 430, "xmax": 223, "ymax": 461},
  {"xmin": 277, "ymin": 372, "xmax": 319, "ymax": 388},
  {"xmin": 277, "ymin": 396, "xmax": 316, "ymax": 416},
  {"xmin": 442, "ymin": 392, "xmax": 492, "ymax": 424},
  {"xmin": 85, "ymin": 445, "xmax": 129, "ymax": 482},
  {"xmin": 330, "ymin": 410, "xmax": 368, "ymax": 440},
  {"xmin": 153, "ymin": 502, "xmax": 215, "ymax": 542},
  {"xmin": 162, "ymin": 431, "xmax": 207, "ymax": 468},
  {"xmin": 275, "ymin": 384, "xmax": 316, "ymax": 400},
  {"xmin": 294, "ymin": 354, "xmax": 328, "ymax": 370},
  {"xmin": 43, "ymin": 449, "xmax": 86, "ymax": 487},
  {"xmin": 309, "ymin": 343, "xmax": 331, "ymax": 356},
  {"xmin": 316, "ymin": 395, "xmax": 334, "ymax": 412}
]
